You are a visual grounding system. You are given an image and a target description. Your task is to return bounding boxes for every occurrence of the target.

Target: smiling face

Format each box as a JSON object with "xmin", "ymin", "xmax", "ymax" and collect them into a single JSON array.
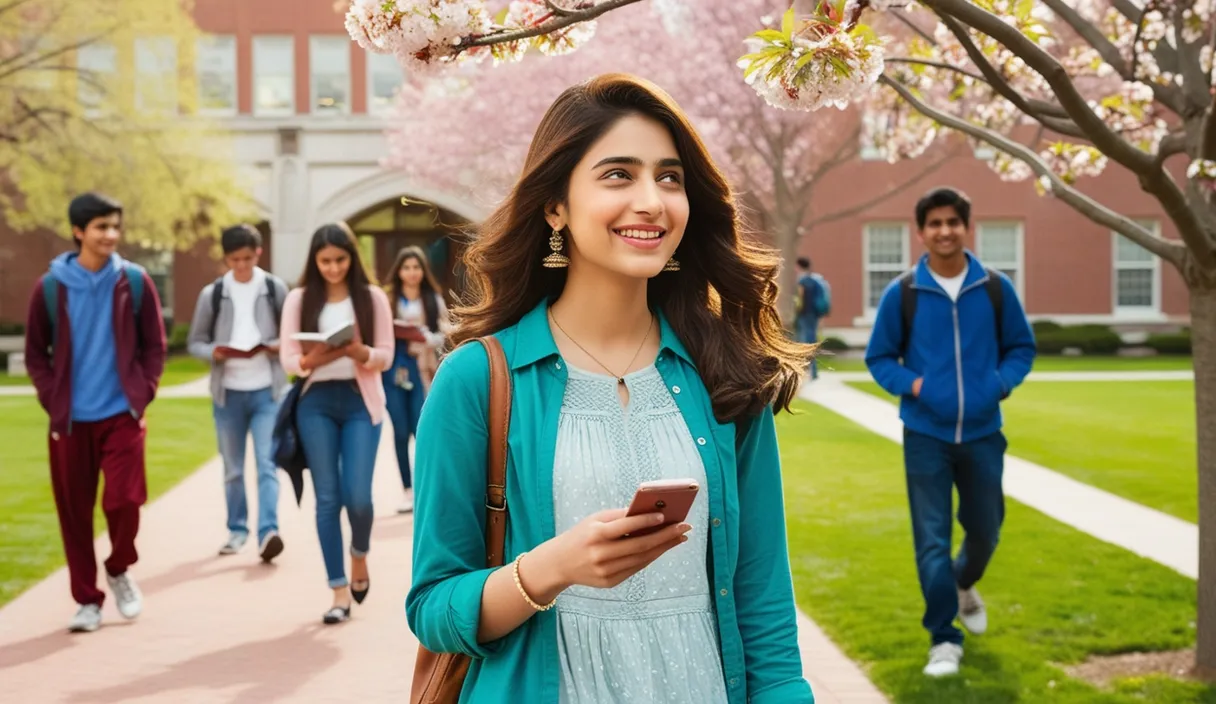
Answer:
[
  {"xmin": 315, "ymin": 244, "xmax": 352, "ymax": 286},
  {"xmin": 917, "ymin": 205, "xmax": 968, "ymax": 260},
  {"xmin": 74, "ymin": 212, "xmax": 122, "ymax": 259},
  {"xmin": 398, "ymin": 256, "xmax": 424, "ymax": 289},
  {"xmin": 547, "ymin": 114, "xmax": 689, "ymax": 281}
]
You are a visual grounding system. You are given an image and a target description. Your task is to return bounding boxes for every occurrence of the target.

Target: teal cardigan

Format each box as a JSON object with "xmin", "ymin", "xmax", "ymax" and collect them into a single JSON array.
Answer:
[{"xmin": 407, "ymin": 300, "xmax": 815, "ymax": 704}]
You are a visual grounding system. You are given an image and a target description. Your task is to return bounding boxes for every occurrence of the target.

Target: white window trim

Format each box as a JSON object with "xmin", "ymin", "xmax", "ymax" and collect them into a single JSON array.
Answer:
[
  {"xmin": 77, "ymin": 41, "xmax": 117, "ymax": 118},
  {"xmin": 309, "ymin": 35, "xmax": 350, "ymax": 116},
  {"xmin": 253, "ymin": 35, "xmax": 295, "ymax": 117},
  {"xmin": 134, "ymin": 37, "xmax": 178, "ymax": 115},
  {"xmin": 1111, "ymin": 222, "xmax": 1162, "ymax": 317},
  {"xmin": 196, "ymin": 35, "xmax": 237, "ymax": 117},
  {"xmin": 863, "ymin": 222, "xmax": 911, "ymax": 315},
  {"xmin": 976, "ymin": 221, "xmax": 1024, "ymax": 298},
  {"xmin": 366, "ymin": 52, "xmax": 402, "ymax": 115}
]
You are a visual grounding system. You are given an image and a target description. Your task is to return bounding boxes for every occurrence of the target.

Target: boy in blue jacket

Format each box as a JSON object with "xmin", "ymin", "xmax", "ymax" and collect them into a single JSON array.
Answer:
[{"xmin": 865, "ymin": 187, "xmax": 1036, "ymax": 677}]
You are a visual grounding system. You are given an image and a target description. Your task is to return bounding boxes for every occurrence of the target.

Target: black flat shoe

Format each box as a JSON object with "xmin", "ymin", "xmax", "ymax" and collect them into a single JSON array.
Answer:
[
  {"xmin": 352, "ymin": 579, "xmax": 370, "ymax": 604},
  {"xmin": 322, "ymin": 606, "xmax": 351, "ymax": 625}
]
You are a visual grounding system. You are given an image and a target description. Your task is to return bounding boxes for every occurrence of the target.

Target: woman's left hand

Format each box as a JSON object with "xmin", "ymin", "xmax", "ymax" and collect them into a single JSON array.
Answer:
[{"xmin": 343, "ymin": 342, "xmax": 371, "ymax": 364}]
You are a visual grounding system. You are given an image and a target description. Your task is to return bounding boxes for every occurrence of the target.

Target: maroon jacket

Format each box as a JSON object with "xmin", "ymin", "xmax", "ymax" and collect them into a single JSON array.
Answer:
[{"xmin": 24, "ymin": 268, "xmax": 167, "ymax": 434}]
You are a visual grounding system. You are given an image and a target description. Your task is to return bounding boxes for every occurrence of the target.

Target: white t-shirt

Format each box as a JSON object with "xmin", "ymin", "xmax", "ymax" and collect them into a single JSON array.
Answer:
[
  {"xmin": 929, "ymin": 264, "xmax": 968, "ymax": 302},
  {"xmin": 222, "ymin": 268, "xmax": 274, "ymax": 391},
  {"xmin": 309, "ymin": 297, "xmax": 357, "ymax": 382}
]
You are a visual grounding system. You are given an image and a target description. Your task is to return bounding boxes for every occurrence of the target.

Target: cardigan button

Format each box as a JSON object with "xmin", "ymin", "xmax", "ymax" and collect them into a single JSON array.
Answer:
[
  {"xmin": 720, "ymin": 588, "xmax": 729, "ymax": 597},
  {"xmin": 696, "ymin": 437, "xmax": 706, "ymax": 446},
  {"xmin": 712, "ymin": 518, "xmax": 721, "ymax": 527},
  {"xmin": 671, "ymin": 385, "xmax": 681, "ymax": 394},
  {"xmin": 728, "ymin": 678, "xmax": 738, "ymax": 687}
]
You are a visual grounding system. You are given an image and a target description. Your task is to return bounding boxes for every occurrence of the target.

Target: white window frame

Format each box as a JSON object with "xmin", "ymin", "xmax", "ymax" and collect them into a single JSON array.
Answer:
[
  {"xmin": 976, "ymin": 221, "xmax": 1024, "ymax": 298},
  {"xmin": 253, "ymin": 35, "xmax": 295, "ymax": 117},
  {"xmin": 863, "ymin": 222, "xmax": 911, "ymax": 313},
  {"xmin": 366, "ymin": 51, "xmax": 403, "ymax": 115},
  {"xmin": 309, "ymin": 35, "xmax": 350, "ymax": 115},
  {"xmin": 195, "ymin": 34, "xmax": 237, "ymax": 116},
  {"xmin": 135, "ymin": 37, "xmax": 178, "ymax": 114},
  {"xmin": 1111, "ymin": 220, "xmax": 1162, "ymax": 316},
  {"xmin": 76, "ymin": 41, "xmax": 117, "ymax": 116}
]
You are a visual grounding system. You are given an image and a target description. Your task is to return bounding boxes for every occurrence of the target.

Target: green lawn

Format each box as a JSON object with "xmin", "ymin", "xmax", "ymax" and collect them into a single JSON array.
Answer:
[
  {"xmin": 778, "ymin": 402, "xmax": 1209, "ymax": 702},
  {"xmin": 819, "ymin": 355, "xmax": 1194, "ymax": 373},
  {"xmin": 846, "ymin": 380, "xmax": 1198, "ymax": 522},
  {"xmin": 0, "ymin": 355, "xmax": 209, "ymax": 387},
  {"xmin": 0, "ymin": 396, "xmax": 216, "ymax": 606}
]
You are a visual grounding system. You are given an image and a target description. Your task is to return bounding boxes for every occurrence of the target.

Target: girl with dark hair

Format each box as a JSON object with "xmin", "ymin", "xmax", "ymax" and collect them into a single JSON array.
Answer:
[
  {"xmin": 408, "ymin": 74, "xmax": 815, "ymax": 702},
  {"xmin": 279, "ymin": 222, "xmax": 394, "ymax": 624},
  {"xmin": 382, "ymin": 245, "xmax": 450, "ymax": 513}
]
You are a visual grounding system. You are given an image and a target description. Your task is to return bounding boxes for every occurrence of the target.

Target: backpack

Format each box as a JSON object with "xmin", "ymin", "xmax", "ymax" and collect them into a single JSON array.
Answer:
[
  {"xmin": 209, "ymin": 275, "xmax": 282, "ymax": 339},
  {"xmin": 898, "ymin": 267, "xmax": 1004, "ymax": 357},
  {"xmin": 812, "ymin": 274, "xmax": 832, "ymax": 317},
  {"xmin": 43, "ymin": 263, "xmax": 144, "ymax": 347}
]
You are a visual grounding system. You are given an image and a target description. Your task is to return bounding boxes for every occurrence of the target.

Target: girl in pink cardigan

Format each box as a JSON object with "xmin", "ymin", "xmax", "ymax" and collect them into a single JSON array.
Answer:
[{"xmin": 279, "ymin": 222, "xmax": 393, "ymax": 625}]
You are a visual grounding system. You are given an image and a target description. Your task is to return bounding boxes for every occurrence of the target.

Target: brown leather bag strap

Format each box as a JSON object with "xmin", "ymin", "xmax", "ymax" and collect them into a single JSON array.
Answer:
[{"xmin": 477, "ymin": 336, "xmax": 510, "ymax": 569}]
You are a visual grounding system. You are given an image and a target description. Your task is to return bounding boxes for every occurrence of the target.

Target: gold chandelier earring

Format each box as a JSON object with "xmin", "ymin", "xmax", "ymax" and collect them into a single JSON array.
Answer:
[
  {"xmin": 663, "ymin": 256, "xmax": 681, "ymax": 272},
  {"xmin": 543, "ymin": 229, "xmax": 570, "ymax": 269}
]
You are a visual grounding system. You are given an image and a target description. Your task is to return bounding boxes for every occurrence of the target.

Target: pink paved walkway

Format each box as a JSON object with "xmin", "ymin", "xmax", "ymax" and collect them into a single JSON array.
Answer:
[{"xmin": 0, "ymin": 423, "xmax": 886, "ymax": 703}]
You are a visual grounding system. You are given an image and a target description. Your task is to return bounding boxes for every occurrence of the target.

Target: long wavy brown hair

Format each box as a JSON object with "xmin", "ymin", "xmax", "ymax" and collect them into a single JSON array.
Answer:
[
  {"xmin": 297, "ymin": 222, "xmax": 377, "ymax": 340},
  {"xmin": 452, "ymin": 73, "xmax": 812, "ymax": 422},
  {"xmin": 385, "ymin": 245, "xmax": 443, "ymax": 331}
]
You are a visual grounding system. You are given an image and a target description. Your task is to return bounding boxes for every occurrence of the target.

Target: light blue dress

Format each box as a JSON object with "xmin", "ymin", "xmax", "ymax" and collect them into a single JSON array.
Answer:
[{"xmin": 552, "ymin": 363, "xmax": 730, "ymax": 703}]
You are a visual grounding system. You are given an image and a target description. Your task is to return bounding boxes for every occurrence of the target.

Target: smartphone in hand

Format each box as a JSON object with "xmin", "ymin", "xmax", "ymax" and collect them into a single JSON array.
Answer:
[{"xmin": 622, "ymin": 478, "xmax": 699, "ymax": 538}]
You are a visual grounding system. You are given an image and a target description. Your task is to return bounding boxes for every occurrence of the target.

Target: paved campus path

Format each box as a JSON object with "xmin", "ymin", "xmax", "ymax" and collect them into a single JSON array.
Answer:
[
  {"xmin": 0, "ymin": 398, "xmax": 887, "ymax": 703},
  {"xmin": 802, "ymin": 375, "xmax": 1198, "ymax": 579}
]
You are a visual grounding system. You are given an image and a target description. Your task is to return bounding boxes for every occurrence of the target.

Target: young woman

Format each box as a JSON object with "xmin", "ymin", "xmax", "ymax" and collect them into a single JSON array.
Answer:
[
  {"xmin": 279, "ymin": 222, "xmax": 393, "ymax": 625},
  {"xmin": 408, "ymin": 74, "xmax": 816, "ymax": 702},
  {"xmin": 383, "ymin": 246, "xmax": 450, "ymax": 514}
]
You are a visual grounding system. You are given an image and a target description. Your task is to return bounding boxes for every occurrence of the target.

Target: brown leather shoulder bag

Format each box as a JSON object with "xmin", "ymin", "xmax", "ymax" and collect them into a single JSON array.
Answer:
[{"xmin": 410, "ymin": 336, "xmax": 511, "ymax": 704}]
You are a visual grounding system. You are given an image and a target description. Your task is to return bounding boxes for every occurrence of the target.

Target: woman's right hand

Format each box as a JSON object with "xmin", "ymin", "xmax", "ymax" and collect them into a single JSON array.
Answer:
[{"xmin": 531, "ymin": 509, "xmax": 691, "ymax": 592}]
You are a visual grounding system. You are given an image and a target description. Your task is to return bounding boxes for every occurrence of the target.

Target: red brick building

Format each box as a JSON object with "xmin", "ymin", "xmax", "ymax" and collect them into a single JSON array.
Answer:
[{"xmin": 0, "ymin": 0, "xmax": 1189, "ymax": 342}]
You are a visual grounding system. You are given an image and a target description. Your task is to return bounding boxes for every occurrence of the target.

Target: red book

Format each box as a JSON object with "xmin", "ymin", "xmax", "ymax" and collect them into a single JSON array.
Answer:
[
  {"xmin": 394, "ymin": 321, "xmax": 427, "ymax": 343},
  {"xmin": 215, "ymin": 343, "xmax": 269, "ymax": 359}
]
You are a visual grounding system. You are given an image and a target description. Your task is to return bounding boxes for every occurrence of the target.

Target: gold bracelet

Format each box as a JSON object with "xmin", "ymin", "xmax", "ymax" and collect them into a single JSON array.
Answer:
[{"xmin": 512, "ymin": 552, "xmax": 557, "ymax": 612}]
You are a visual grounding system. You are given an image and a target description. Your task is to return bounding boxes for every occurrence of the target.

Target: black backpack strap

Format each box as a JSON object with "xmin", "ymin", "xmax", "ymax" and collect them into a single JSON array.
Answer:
[
  {"xmin": 898, "ymin": 269, "xmax": 917, "ymax": 359},
  {"xmin": 208, "ymin": 277, "xmax": 225, "ymax": 339},
  {"xmin": 265, "ymin": 277, "xmax": 282, "ymax": 331},
  {"xmin": 983, "ymin": 267, "xmax": 1004, "ymax": 353}
]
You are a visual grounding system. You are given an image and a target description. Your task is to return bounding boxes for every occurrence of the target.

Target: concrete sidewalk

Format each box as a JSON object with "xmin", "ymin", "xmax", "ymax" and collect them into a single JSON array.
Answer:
[
  {"xmin": 0, "ymin": 418, "xmax": 887, "ymax": 703},
  {"xmin": 801, "ymin": 378, "xmax": 1198, "ymax": 580}
]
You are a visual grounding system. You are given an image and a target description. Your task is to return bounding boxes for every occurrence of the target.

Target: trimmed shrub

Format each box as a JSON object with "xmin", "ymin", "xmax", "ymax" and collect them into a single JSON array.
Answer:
[
  {"xmin": 819, "ymin": 336, "xmax": 849, "ymax": 352},
  {"xmin": 0, "ymin": 322, "xmax": 24, "ymax": 335},
  {"xmin": 1036, "ymin": 324, "xmax": 1123, "ymax": 355},
  {"xmin": 1145, "ymin": 331, "xmax": 1191, "ymax": 355},
  {"xmin": 1031, "ymin": 319, "xmax": 1064, "ymax": 335},
  {"xmin": 167, "ymin": 323, "xmax": 190, "ymax": 353}
]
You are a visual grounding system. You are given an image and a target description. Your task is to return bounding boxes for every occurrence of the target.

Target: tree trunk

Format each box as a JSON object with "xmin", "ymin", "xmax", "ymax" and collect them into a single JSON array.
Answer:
[
  {"xmin": 1195, "ymin": 283, "xmax": 1216, "ymax": 679},
  {"xmin": 775, "ymin": 218, "xmax": 801, "ymax": 328}
]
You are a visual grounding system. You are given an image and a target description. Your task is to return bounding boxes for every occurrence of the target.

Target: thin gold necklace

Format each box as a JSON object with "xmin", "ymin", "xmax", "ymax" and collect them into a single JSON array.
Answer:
[{"xmin": 549, "ymin": 310, "xmax": 654, "ymax": 385}]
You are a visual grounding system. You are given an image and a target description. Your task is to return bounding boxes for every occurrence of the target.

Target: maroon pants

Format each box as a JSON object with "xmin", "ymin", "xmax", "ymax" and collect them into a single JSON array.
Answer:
[{"xmin": 49, "ymin": 413, "xmax": 148, "ymax": 606}]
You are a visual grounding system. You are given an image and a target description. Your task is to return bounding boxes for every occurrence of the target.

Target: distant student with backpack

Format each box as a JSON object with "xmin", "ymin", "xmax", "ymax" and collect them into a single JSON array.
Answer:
[
  {"xmin": 794, "ymin": 257, "xmax": 830, "ymax": 379},
  {"xmin": 864, "ymin": 187, "xmax": 1036, "ymax": 677},
  {"xmin": 24, "ymin": 192, "xmax": 166, "ymax": 634},
  {"xmin": 187, "ymin": 224, "xmax": 290, "ymax": 562}
]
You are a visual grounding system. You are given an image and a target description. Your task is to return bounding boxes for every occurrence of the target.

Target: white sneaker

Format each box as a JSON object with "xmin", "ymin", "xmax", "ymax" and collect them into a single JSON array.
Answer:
[
  {"xmin": 958, "ymin": 586, "xmax": 988, "ymax": 634},
  {"xmin": 397, "ymin": 489, "xmax": 414, "ymax": 514},
  {"xmin": 218, "ymin": 531, "xmax": 247, "ymax": 556},
  {"xmin": 68, "ymin": 603, "xmax": 102, "ymax": 633},
  {"xmin": 923, "ymin": 642, "xmax": 963, "ymax": 677},
  {"xmin": 106, "ymin": 572, "xmax": 143, "ymax": 620}
]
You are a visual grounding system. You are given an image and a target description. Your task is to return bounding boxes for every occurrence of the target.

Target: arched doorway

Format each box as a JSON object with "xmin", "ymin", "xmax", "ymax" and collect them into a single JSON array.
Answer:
[{"xmin": 346, "ymin": 197, "xmax": 473, "ymax": 297}]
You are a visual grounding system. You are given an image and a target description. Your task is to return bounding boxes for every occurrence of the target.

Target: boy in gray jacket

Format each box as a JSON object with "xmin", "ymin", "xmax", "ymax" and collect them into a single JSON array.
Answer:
[{"xmin": 188, "ymin": 224, "xmax": 290, "ymax": 561}]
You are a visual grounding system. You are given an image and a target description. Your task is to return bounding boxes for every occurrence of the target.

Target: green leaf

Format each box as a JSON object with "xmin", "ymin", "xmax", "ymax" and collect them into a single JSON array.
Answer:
[
  {"xmin": 794, "ymin": 51, "xmax": 818, "ymax": 71},
  {"xmin": 752, "ymin": 29, "xmax": 788, "ymax": 44},
  {"xmin": 782, "ymin": 7, "xmax": 795, "ymax": 37}
]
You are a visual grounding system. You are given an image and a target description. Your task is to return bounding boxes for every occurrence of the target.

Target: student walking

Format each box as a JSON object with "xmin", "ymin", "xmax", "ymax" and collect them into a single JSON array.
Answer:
[
  {"xmin": 187, "ymin": 224, "xmax": 290, "ymax": 560},
  {"xmin": 382, "ymin": 246, "xmax": 450, "ymax": 514},
  {"xmin": 24, "ymin": 192, "xmax": 166, "ymax": 633},
  {"xmin": 279, "ymin": 222, "xmax": 393, "ymax": 625},
  {"xmin": 408, "ymin": 73, "xmax": 815, "ymax": 703},
  {"xmin": 864, "ymin": 187, "xmax": 1036, "ymax": 677},
  {"xmin": 794, "ymin": 257, "xmax": 831, "ymax": 379}
]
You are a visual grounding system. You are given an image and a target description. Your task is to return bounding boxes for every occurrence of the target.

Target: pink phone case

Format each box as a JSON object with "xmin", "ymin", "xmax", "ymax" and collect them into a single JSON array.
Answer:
[{"xmin": 623, "ymin": 479, "xmax": 699, "ymax": 538}]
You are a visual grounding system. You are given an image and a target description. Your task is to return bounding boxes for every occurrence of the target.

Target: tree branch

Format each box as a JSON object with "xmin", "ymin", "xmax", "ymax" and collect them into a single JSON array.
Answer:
[
  {"xmin": 885, "ymin": 57, "xmax": 985, "ymax": 83},
  {"xmin": 891, "ymin": 10, "xmax": 937, "ymax": 45},
  {"xmin": 880, "ymin": 74, "xmax": 1189, "ymax": 268},
  {"xmin": 936, "ymin": 13, "xmax": 1082, "ymax": 136},
  {"xmin": 925, "ymin": 0, "xmax": 1157, "ymax": 174},
  {"xmin": 465, "ymin": 0, "xmax": 641, "ymax": 47},
  {"xmin": 807, "ymin": 146, "xmax": 958, "ymax": 227}
]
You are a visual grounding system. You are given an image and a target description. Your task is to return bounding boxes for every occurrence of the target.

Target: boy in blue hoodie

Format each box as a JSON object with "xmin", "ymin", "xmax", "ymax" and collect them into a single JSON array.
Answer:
[
  {"xmin": 24, "ymin": 193, "xmax": 166, "ymax": 633},
  {"xmin": 865, "ymin": 187, "xmax": 1036, "ymax": 677}
]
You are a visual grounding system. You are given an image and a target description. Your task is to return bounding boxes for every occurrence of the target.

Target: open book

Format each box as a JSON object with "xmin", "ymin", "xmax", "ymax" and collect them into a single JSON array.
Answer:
[
  {"xmin": 290, "ymin": 321, "xmax": 355, "ymax": 347},
  {"xmin": 215, "ymin": 341, "xmax": 275, "ymax": 359},
  {"xmin": 393, "ymin": 320, "xmax": 428, "ymax": 343}
]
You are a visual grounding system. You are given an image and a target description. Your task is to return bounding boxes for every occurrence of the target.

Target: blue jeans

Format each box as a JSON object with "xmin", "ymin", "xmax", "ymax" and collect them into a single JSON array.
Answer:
[
  {"xmin": 383, "ymin": 350, "xmax": 425, "ymax": 491},
  {"xmin": 795, "ymin": 317, "xmax": 819, "ymax": 378},
  {"xmin": 903, "ymin": 428, "xmax": 1007, "ymax": 646},
  {"xmin": 213, "ymin": 387, "xmax": 281, "ymax": 543},
  {"xmin": 296, "ymin": 380, "xmax": 382, "ymax": 588}
]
